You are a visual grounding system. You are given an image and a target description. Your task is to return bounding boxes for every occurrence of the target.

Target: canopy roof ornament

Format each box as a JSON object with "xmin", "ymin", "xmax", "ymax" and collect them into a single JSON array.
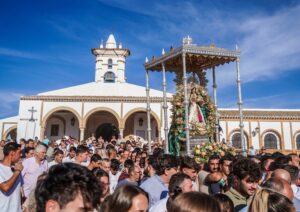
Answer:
[{"xmin": 145, "ymin": 36, "xmax": 240, "ymax": 72}]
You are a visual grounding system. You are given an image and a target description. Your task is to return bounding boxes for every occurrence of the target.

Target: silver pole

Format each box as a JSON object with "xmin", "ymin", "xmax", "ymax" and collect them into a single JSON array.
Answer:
[
  {"xmin": 145, "ymin": 69, "xmax": 152, "ymax": 154},
  {"xmin": 162, "ymin": 62, "xmax": 169, "ymax": 154},
  {"xmin": 182, "ymin": 52, "xmax": 190, "ymax": 156},
  {"xmin": 236, "ymin": 55, "xmax": 246, "ymax": 156},
  {"xmin": 212, "ymin": 67, "xmax": 219, "ymax": 142}
]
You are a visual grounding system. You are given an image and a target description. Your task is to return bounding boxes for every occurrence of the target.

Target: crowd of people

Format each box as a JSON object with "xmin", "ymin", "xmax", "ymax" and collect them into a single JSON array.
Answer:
[{"xmin": 0, "ymin": 136, "xmax": 300, "ymax": 212}]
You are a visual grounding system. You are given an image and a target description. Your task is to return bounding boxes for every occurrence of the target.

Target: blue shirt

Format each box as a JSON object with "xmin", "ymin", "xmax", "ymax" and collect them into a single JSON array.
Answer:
[
  {"xmin": 140, "ymin": 175, "xmax": 168, "ymax": 207},
  {"xmin": 294, "ymin": 197, "xmax": 300, "ymax": 212}
]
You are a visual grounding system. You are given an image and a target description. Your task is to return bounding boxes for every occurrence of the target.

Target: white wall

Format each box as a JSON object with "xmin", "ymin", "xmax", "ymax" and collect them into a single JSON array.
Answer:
[
  {"xmin": 43, "ymin": 102, "xmax": 82, "ymax": 118},
  {"xmin": 292, "ymin": 122, "xmax": 300, "ymax": 135},
  {"xmin": 219, "ymin": 120, "xmax": 300, "ymax": 151},
  {"xmin": 84, "ymin": 102, "xmax": 121, "ymax": 118},
  {"xmin": 95, "ymin": 53, "xmax": 126, "ymax": 83},
  {"xmin": 17, "ymin": 100, "xmax": 42, "ymax": 140},
  {"xmin": 259, "ymin": 122, "xmax": 281, "ymax": 133},
  {"xmin": 283, "ymin": 122, "xmax": 292, "ymax": 149}
]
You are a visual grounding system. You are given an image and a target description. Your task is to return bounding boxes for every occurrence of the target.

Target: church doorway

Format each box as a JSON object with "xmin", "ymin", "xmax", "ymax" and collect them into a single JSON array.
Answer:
[
  {"xmin": 44, "ymin": 110, "xmax": 80, "ymax": 140},
  {"xmin": 95, "ymin": 123, "xmax": 119, "ymax": 141},
  {"xmin": 85, "ymin": 110, "xmax": 119, "ymax": 141},
  {"xmin": 123, "ymin": 112, "xmax": 159, "ymax": 141}
]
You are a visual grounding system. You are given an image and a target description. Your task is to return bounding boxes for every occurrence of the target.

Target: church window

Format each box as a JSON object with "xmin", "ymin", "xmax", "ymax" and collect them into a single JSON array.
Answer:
[
  {"xmin": 296, "ymin": 134, "xmax": 300, "ymax": 150},
  {"xmin": 108, "ymin": 59, "xmax": 113, "ymax": 69},
  {"xmin": 104, "ymin": 71, "xmax": 115, "ymax": 82},
  {"xmin": 263, "ymin": 132, "xmax": 279, "ymax": 149},
  {"xmin": 230, "ymin": 131, "xmax": 248, "ymax": 149},
  {"xmin": 50, "ymin": 124, "xmax": 59, "ymax": 136}
]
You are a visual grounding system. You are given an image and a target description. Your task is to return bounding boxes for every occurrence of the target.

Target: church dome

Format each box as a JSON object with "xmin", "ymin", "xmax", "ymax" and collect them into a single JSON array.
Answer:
[{"xmin": 106, "ymin": 34, "xmax": 117, "ymax": 49}]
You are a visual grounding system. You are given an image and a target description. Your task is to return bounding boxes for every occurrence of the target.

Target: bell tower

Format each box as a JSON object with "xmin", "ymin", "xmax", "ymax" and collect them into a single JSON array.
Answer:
[{"xmin": 92, "ymin": 34, "xmax": 130, "ymax": 83}]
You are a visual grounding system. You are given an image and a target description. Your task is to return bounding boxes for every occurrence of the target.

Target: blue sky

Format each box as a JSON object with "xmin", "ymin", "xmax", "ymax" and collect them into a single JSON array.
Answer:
[{"xmin": 1, "ymin": 0, "xmax": 300, "ymax": 119}]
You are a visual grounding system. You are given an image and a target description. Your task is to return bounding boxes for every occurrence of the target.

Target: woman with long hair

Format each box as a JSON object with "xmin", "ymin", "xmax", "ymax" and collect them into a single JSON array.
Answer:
[
  {"xmin": 100, "ymin": 184, "xmax": 149, "ymax": 212},
  {"xmin": 249, "ymin": 188, "xmax": 295, "ymax": 212},
  {"xmin": 169, "ymin": 192, "xmax": 221, "ymax": 212}
]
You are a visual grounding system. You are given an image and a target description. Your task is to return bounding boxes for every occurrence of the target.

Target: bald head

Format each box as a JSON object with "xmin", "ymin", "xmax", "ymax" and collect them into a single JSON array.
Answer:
[
  {"xmin": 271, "ymin": 169, "xmax": 291, "ymax": 184},
  {"xmin": 280, "ymin": 179, "xmax": 294, "ymax": 201},
  {"xmin": 263, "ymin": 177, "xmax": 294, "ymax": 201}
]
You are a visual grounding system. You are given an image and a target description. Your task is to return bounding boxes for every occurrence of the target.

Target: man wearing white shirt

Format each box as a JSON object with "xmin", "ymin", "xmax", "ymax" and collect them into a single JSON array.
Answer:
[
  {"xmin": 73, "ymin": 145, "xmax": 89, "ymax": 165},
  {"xmin": 0, "ymin": 142, "xmax": 23, "ymax": 212},
  {"xmin": 48, "ymin": 149, "xmax": 64, "ymax": 168},
  {"xmin": 63, "ymin": 146, "xmax": 76, "ymax": 163},
  {"xmin": 109, "ymin": 158, "xmax": 121, "ymax": 193},
  {"xmin": 22, "ymin": 144, "xmax": 48, "ymax": 198}
]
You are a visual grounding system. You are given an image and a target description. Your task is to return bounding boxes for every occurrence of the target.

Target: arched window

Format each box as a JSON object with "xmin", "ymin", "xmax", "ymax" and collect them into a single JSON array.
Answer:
[
  {"xmin": 230, "ymin": 131, "xmax": 248, "ymax": 149},
  {"xmin": 104, "ymin": 71, "xmax": 115, "ymax": 82},
  {"xmin": 296, "ymin": 134, "xmax": 300, "ymax": 150},
  {"xmin": 263, "ymin": 132, "xmax": 280, "ymax": 149},
  {"xmin": 231, "ymin": 133, "xmax": 242, "ymax": 149},
  {"xmin": 108, "ymin": 59, "xmax": 113, "ymax": 69}
]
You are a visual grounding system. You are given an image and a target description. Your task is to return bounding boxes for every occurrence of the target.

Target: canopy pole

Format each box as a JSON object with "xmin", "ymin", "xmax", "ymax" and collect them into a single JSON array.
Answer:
[
  {"xmin": 236, "ymin": 54, "xmax": 246, "ymax": 156},
  {"xmin": 162, "ymin": 62, "xmax": 169, "ymax": 154},
  {"xmin": 145, "ymin": 69, "xmax": 152, "ymax": 154},
  {"xmin": 212, "ymin": 67, "xmax": 219, "ymax": 142},
  {"xmin": 182, "ymin": 52, "xmax": 190, "ymax": 156}
]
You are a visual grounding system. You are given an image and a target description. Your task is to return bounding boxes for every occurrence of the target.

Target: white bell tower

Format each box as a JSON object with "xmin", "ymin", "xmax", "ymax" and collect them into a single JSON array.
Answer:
[{"xmin": 92, "ymin": 34, "xmax": 130, "ymax": 83}]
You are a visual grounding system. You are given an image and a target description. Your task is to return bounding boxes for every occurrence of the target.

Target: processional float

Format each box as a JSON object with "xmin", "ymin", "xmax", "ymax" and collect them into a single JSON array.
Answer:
[{"xmin": 144, "ymin": 36, "xmax": 245, "ymax": 156}]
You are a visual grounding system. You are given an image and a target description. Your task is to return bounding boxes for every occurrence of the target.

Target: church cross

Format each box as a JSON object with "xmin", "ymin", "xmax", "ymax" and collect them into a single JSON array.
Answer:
[
  {"xmin": 20, "ymin": 106, "xmax": 37, "ymax": 122},
  {"xmin": 28, "ymin": 107, "xmax": 37, "ymax": 122}
]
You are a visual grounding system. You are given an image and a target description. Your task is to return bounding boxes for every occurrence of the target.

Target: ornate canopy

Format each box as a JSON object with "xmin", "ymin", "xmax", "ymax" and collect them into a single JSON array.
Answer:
[
  {"xmin": 143, "ymin": 36, "xmax": 244, "ymax": 156},
  {"xmin": 144, "ymin": 44, "xmax": 240, "ymax": 72}
]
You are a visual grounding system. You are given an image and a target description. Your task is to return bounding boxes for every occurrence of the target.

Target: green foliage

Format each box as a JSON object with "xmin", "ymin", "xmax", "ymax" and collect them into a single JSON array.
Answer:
[{"xmin": 193, "ymin": 142, "xmax": 236, "ymax": 164}]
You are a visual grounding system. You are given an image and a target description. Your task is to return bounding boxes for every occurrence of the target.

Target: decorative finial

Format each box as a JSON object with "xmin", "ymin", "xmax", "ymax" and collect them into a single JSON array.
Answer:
[
  {"xmin": 182, "ymin": 36, "xmax": 193, "ymax": 45},
  {"xmin": 170, "ymin": 46, "xmax": 173, "ymax": 51},
  {"xmin": 100, "ymin": 39, "xmax": 104, "ymax": 48},
  {"xmin": 145, "ymin": 57, "xmax": 149, "ymax": 63},
  {"xmin": 162, "ymin": 48, "xmax": 165, "ymax": 55},
  {"xmin": 119, "ymin": 43, "xmax": 122, "ymax": 49},
  {"xmin": 106, "ymin": 34, "xmax": 117, "ymax": 49},
  {"xmin": 235, "ymin": 44, "xmax": 239, "ymax": 51}
]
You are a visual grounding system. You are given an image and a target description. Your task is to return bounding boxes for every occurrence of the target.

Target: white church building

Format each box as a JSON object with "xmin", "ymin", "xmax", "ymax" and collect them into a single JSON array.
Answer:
[
  {"xmin": 1, "ymin": 34, "xmax": 300, "ymax": 154},
  {"xmin": 0, "ymin": 34, "xmax": 172, "ymax": 143}
]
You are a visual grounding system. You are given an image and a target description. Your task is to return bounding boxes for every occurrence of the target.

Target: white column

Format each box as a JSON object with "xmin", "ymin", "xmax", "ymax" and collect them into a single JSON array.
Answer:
[
  {"xmin": 119, "ymin": 128, "xmax": 124, "ymax": 140},
  {"xmin": 162, "ymin": 62, "xmax": 169, "ymax": 154},
  {"xmin": 212, "ymin": 67, "xmax": 219, "ymax": 142},
  {"xmin": 145, "ymin": 69, "xmax": 152, "ymax": 154},
  {"xmin": 80, "ymin": 128, "xmax": 85, "ymax": 141},
  {"xmin": 236, "ymin": 56, "xmax": 246, "ymax": 156},
  {"xmin": 182, "ymin": 52, "xmax": 190, "ymax": 156},
  {"xmin": 40, "ymin": 127, "xmax": 45, "ymax": 141}
]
